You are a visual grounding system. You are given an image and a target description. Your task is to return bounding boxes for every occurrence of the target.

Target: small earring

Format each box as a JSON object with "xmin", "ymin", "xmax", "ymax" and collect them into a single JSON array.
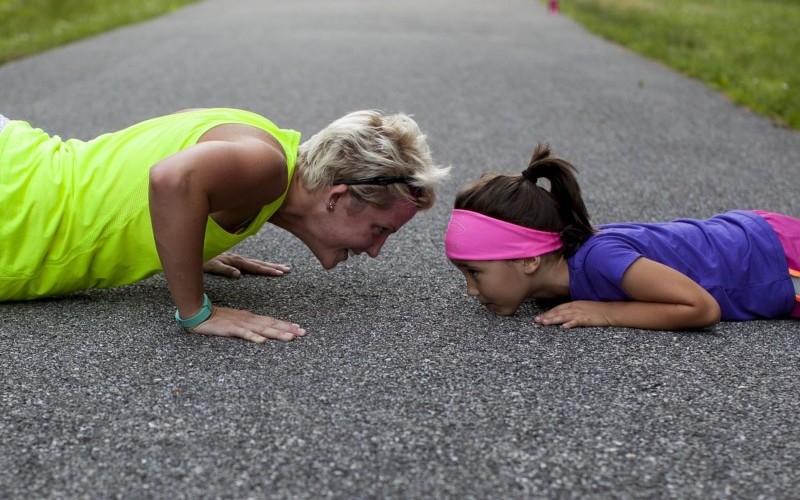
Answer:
[{"xmin": 327, "ymin": 201, "xmax": 335, "ymax": 211}]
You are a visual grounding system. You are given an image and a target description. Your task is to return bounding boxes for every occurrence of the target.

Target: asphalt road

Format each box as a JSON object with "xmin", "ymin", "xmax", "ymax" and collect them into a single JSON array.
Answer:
[{"xmin": 1, "ymin": 0, "xmax": 799, "ymax": 498}]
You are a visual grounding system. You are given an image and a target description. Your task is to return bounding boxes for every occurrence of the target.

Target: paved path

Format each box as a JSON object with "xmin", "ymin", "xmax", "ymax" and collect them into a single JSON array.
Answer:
[{"xmin": 1, "ymin": 0, "xmax": 799, "ymax": 497}]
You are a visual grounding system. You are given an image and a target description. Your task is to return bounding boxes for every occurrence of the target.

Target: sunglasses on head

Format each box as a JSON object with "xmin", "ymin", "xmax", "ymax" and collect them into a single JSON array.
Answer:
[{"xmin": 335, "ymin": 176, "xmax": 423, "ymax": 198}]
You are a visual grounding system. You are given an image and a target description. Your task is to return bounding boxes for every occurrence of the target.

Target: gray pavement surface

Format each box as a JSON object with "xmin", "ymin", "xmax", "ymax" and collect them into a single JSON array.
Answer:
[{"xmin": 1, "ymin": 0, "xmax": 799, "ymax": 498}]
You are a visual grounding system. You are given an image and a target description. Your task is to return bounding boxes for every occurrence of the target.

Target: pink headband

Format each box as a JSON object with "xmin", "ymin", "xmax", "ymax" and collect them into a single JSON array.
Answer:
[{"xmin": 445, "ymin": 209, "xmax": 563, "ymax": 260}]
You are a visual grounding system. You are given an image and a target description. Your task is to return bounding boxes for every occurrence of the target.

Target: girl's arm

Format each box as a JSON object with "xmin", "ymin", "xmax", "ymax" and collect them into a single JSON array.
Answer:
[
  {"xmin": 535, "ymin": 257, "xmax": 721, "ymax": 330},
  {"xmin": 149, "ymin": 137, "xmax": 306, "ymax": 343}
]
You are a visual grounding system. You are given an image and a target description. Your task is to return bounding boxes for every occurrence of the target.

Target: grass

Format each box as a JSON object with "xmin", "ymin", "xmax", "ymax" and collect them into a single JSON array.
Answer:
[
  {"xmin": 0, "ymin": 0, "xmax": 198, "ymax": 66},
  {"xmin": 549, "ymin": 0, "xmax": 800, "ymax": 129}
]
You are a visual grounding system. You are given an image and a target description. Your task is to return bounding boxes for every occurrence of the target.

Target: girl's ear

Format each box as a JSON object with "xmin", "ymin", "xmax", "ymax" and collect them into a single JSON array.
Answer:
[{"xmin": 521, "ymin": 256, "xmax": 542, "ymax": 274}]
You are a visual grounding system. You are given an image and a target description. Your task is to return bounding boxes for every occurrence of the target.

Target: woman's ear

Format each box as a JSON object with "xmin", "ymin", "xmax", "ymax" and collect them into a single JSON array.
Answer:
[
  {"xmin": 521, "ymin": 256, "xmax": 542, "ymax": 274},
  {"xmin": 325, "ymin": 184, "xmax": 348, "ymax": 210}
]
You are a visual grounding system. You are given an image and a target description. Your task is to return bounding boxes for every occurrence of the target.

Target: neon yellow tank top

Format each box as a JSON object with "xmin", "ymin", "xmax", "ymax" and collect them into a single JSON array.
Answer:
[{"xmin": 0, "ymin": 108, "xmax": 301, "ymax": 300}]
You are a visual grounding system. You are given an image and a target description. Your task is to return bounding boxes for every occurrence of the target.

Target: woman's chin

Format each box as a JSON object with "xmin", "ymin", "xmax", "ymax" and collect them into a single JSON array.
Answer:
[
  {"xmin": 319, "ymin": 252, "xmax": 346, "ymax": 270},
  {"xmin": 320, "ymin": 258, "xmax": 338, "ymax": 270}
]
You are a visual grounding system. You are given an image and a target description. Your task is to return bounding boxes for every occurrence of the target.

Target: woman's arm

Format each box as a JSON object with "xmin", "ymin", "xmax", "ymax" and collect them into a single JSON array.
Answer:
[
  {"xmin": 535, "ymin": 257, "xmax": 721, "ymax": 330},
  {"xmin": 149, "ymin": 137, "xmax": 306, "ymax": 343}
]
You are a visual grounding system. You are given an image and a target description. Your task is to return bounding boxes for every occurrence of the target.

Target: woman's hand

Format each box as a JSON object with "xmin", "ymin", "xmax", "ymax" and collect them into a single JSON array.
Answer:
[
  {"xmin": 187, "ymin": 306, "xmax": 307, "ymax": 343},
  {"xmin": 203, "ymin": 252, "xmax": 291, "ymax": 279}
]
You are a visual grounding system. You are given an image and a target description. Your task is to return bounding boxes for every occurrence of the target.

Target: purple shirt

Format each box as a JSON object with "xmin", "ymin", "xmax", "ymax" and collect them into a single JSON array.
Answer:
[{"xmin": 567, "ymin": 210, "xmax": 794, "ymax": 320}]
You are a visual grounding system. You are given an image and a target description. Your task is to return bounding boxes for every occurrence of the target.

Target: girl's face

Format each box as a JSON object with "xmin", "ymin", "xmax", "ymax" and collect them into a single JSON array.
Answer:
[{"xmin": 451, "ymin": 259, "xmax": 532, "ymax": 315}]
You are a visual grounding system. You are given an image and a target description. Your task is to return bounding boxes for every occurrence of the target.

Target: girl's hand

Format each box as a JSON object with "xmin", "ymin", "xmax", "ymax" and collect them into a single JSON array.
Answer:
[
  {"xmin": 534, "ymin": 301, "xmax": 614, "ymax": 328},
  {"xmin": 186, "ymin": 306, "xmax": 307, "ymax": 343},
  {"xmin": 203, "ymin": 252, "xmax": 291, "ymax": 279}
]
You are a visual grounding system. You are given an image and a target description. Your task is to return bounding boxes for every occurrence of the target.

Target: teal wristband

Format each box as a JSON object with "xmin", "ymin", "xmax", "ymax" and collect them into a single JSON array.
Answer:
[{"xmin": 175, "ymin": 293, "xmax": 213, "ymax": 329}]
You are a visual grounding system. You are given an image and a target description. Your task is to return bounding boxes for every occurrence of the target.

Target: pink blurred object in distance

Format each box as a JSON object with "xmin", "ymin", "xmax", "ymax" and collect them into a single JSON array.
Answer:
[{"xmin": 549, "ymin": 0, "xmax": 559, "ymax": 14}]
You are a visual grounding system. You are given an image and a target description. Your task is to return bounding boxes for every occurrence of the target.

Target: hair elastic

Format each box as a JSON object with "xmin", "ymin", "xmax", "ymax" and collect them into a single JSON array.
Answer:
[
  {"xmin": 445, "ymin": 209, "xmax": 563, "ymax": 261},
  {"xmin": 521, "ymin": 170, "xmax": 538, "ymax": 184}
]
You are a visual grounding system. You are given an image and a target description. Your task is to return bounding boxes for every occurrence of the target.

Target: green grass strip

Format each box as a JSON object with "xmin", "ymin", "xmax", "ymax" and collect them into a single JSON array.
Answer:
[
  {"xmin": 551, "ymin": 0, "xmax": 800, "ymax": 129},
  {"xmin": 0, "ymin": 0, "xmax": 198, "ymax": 66}
]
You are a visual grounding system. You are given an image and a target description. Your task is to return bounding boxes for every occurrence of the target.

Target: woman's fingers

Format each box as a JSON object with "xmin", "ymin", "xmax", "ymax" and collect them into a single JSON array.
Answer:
[
  {"xmin": 203, "ymin": 253, "xmax": 291, "ymax": 278},
  {"xmin": 235, "ymin": 258, "xmax": 291, "ymax": 276},
  {"xmin": 202, "ymin": 258, "xmax": 241, "ymax": 278}
]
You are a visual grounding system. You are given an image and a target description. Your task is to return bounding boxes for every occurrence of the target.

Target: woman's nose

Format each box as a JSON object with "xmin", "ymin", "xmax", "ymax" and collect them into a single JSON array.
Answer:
[{"xmin": 366, "ymin": 239, "xmax": 385, "ymax": 258}]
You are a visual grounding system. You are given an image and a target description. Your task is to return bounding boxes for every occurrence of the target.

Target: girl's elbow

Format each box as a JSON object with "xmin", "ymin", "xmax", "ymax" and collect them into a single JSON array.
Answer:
[{"xmin": 697, "ymin": 298, "xmax": 721, "ymax": 327}]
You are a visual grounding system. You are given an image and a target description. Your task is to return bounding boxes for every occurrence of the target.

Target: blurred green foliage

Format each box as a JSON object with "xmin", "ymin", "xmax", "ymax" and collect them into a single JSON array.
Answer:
[{"xmin": 0, "ymin": 0, "xmax": 198, "ymax": 65}]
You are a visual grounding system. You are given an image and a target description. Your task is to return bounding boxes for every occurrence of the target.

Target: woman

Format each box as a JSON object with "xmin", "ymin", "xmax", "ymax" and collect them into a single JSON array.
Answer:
[{"xmin": 0, "ymin": 108, "xmax": 449, "ymax": 343}]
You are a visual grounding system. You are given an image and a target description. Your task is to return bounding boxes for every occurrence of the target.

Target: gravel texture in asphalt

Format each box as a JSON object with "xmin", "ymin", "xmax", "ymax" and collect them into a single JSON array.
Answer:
[{"xmin": 1, "ymin": 0, "xmax": 799, "ymax": 498}]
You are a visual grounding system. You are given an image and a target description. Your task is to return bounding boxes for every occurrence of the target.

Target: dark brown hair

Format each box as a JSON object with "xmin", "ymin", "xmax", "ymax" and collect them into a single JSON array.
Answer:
[{"xmin": 453, "ymin": 143, "xmax": 594, "ymax": 257}]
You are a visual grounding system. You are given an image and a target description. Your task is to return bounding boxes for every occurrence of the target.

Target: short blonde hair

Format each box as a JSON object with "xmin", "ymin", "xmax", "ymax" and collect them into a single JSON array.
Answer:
[{"xmin": 297, "ymin": 110, "xmax": 449, "ymax": 209}]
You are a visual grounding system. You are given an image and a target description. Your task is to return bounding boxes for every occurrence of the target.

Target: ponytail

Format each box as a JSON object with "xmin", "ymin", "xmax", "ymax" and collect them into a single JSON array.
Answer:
[
  {"xmin": 453, "ymin": 142, "xmax": 594, "ymax": 257},
  {"xmin": 523, "ymin": 143, "xmax": 593, "ymax": 255}
]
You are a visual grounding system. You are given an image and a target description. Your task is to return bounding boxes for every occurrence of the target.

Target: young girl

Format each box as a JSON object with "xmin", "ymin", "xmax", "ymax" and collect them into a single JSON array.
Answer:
[
  {"xmin": 0, "ymin": 108, "xmax": 449, "ymax": 342},
  {"xmin": 445, "ymin": 143, "xmax": 800, "ymax": 330}
]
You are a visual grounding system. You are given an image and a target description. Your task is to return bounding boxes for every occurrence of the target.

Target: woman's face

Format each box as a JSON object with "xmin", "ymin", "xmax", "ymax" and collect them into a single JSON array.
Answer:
[{"xmin": 312, "ymin": 195, "xmax": 419, "ymax": 269}]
